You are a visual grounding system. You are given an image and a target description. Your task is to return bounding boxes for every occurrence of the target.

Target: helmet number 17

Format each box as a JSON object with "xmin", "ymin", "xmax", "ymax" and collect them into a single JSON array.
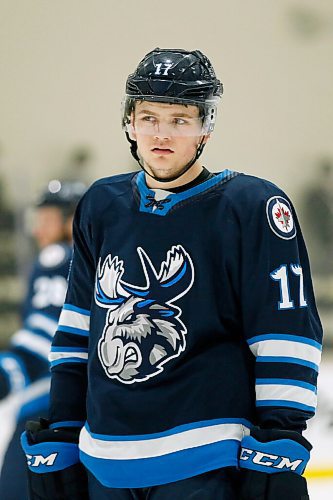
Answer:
[{"xmin": 154, "ymin": 63, "xmax": 173, "ymax": 76}]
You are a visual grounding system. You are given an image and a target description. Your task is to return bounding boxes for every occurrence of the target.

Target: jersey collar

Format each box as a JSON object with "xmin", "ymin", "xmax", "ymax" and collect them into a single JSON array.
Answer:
[{"xmin": 135, "ymin": 169, "xmax": 235, "ymax": 216}]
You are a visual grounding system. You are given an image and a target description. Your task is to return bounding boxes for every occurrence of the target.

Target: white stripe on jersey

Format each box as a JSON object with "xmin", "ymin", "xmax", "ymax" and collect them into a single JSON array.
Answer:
[
  {"xmin": 26, "ymin": 313, "xmax": 58, "ymax": 337},
  {"xmin": 256, "ymin": 383, "xmax": 317, "ymax": 408},
  {"xmin": 249, "ymin": 339, "xmax": 321, "ymax": 366},
  {"xmin": 58, "ymin": 309, "xmax": 90, "ymax": 332},
  {"xmin": 0, "ymin": 354, "xmax": 27, "ymax": 391},
  {"xmin": 49, "ymin": 351, "xmax": 88, "ymax": 362},
  {"xmin": 11, "ymin": 329, "xmax": 51, "ymax": 360},
  {"xmin": 79, "ymin": 423, "xmax": 247, "ymax": 461}
]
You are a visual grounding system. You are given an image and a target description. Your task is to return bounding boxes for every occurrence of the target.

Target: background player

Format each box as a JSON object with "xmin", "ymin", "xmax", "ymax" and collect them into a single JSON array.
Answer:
[
  {"xmin": 22, "ymin": 49, "xmax": 322, "ymax": 500},
  {"xmin": 0, "ymin": 179, "xmax": 85, "ymax": 499}
]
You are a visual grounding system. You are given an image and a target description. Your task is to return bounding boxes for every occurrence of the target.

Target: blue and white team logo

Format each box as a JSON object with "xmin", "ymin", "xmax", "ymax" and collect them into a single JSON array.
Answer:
[
  {"xmin": 95, "ymin": 245, "xmax": 194, "ymax": 384},
  {"xmin": 266, "ymin": 196, "xmax": 296, "ymax": 240}
]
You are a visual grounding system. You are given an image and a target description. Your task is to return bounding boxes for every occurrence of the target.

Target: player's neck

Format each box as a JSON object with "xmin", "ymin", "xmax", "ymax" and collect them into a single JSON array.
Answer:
[{"xmin": 145, "ymin": 162, "xmax": 204, "ymax": 190}]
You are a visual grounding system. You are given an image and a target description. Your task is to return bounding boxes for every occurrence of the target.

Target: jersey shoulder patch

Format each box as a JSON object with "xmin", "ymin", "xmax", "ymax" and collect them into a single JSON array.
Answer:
[
  {"xmin": 266, "ymin": 195, "xmax": 296, "ymax": 240},
  {"xmin": 38, "ymin": 244, "xmax": 69, "ymax": 268}
]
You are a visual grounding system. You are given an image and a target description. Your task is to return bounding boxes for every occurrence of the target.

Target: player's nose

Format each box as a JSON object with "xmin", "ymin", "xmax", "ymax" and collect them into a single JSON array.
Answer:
[{"xmin": 153, "ymin": 122, "xmax": 173, "ymax": 140}]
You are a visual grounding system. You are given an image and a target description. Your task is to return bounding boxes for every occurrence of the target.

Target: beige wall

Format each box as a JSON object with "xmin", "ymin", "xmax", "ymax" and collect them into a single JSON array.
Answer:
[{"xmin": 0, "ymin": 0, "xmax": 333, "ymax": 204}]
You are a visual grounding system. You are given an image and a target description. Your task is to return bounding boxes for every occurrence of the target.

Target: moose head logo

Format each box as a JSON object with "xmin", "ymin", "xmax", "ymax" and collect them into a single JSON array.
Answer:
[{"xmin": 95, "ymin": 245, "xmax": 194, "ymax": 384}]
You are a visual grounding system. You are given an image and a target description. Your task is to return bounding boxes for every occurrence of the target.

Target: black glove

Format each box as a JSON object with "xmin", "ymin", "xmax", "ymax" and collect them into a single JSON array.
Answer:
[
  {"xmin": 21, "ymin": 418, "xmax": 89, "ymax": 500},
  {"xmin": 238, "ymin": 427, "xmax": 312, "ymax": 500}
]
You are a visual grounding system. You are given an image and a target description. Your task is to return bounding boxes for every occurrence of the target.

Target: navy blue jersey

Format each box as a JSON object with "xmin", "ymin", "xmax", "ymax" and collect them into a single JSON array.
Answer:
[
  {"xmin": 49, "ymin": 170, "xmax": 322, "ymax": 488},
  {"xmin": 0, "ymin": 243, "xmax": 71, "ymax": 417}
]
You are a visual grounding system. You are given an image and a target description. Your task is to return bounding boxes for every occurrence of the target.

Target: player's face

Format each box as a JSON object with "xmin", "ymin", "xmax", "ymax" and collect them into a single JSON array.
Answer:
[
  {"xmin": 131, "ymin": 101, "xmax": 208, "ymax": 181},
  {"xmin": 32, "ymin": 207, "xmax": 70, "ymax": 249}
]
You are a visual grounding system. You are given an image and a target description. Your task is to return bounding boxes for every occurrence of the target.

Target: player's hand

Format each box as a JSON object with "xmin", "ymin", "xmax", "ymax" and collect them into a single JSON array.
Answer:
[
  {"xmin": 238, "ymin": 427, "xmax": 311, "ymax": 499},
  {"xmin": 21, "ymin": 418, "xmax": 88, "ymax": 500},
  {"xmin": 25, "ymin": 418, "xmax": 81, "ymax": 445},
  {"xmin": 22, "ymin": 418, "xmax": 81, "ymax": 472},
  {"xmin": 239, "ymin": 469, "xmax": 309, "ymax": 500}
]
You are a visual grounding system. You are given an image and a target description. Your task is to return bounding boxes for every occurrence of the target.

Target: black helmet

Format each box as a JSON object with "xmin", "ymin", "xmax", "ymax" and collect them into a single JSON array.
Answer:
[
  {"xmin": 36, "ymin": 179, "xmax": 87, "ymax": 217},
  {"xmin": 123, "ymin": 48, "xmax": 223, "ymax": 133},
  {"xmin": 126, "ymin": 48, "xmax": 222, "ymax": 103},
  {"xmin": 123, "ymin": 48, "xmax": 223, "ymax": 182}
]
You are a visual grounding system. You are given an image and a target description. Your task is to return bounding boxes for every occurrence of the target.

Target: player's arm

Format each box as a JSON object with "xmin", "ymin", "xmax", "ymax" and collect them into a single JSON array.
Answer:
[
  {"xmin": 229, "ymin": 180, "xmax": 322, "ymax": 499},
  {"xmin": 21, "ymin": 195, "xmax": 96, "ymax": 498},
  {"xmin": 49, "ymin": 196, "xmax": 95, "ymax": 426},
  {"xmin": 0, "ymin": 250, "xmax": 70, "ymax": 401}
]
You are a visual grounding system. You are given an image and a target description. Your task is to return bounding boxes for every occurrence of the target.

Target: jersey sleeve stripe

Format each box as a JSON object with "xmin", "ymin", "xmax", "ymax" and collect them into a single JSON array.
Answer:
[
  {"xmin": 49, "ymin": 351, "xmax": 88, "ymax": 362},
  {"xmin": 255, "ymin": 383, "xmax": 317, "ymax": 409},
  {"xmin": 256, "ymin": 378, "xmax": 317, "ymax": 393},
  {"xmin": 256, "ymin": 355, "xmax": 319, "ymax": 371},
  {"xmin": 58, "ymin": 308, "xmax": 90, "ymax": 332},
  {"xmin": 256, "ymin": 400, "xmax": 315, "ymax": 413},
  {"xmin": 63, "ymin": 304, "xmax": 91, "ymax": 316},
  {"xmin": 25, "ymin": 313, "xmax": 58, "ymax": 338},
  {"xmin": 0, "ymin": 353, "xmax": 29, "ymax": 391},
  {"xmin": 10, "ymin": 330, "xmax": 51, "ymax": 360},
  {"xmin": 255, "ymin": 361, "xmax": 318, "ymax": 383},
  {"xmin": 57, "ymin": 325, "xmax": 89, "ymax": 337},
  {"xmin": 50, "ymin": 358, "xmax": 88, "ymax": 368},
  {"xmin": 51, "ymin": 346, "xmax": 88, "ymax": 353},
  {"xmin": 249, "ymin": 339, "xmax": 321, "ymax": 366},
  {"xmin": 26, "ymin": 326, "xmax": 57, "ymax": 342},
  {"xmin": 247, "ymin": 333, "xmax": 322, "ymax": 351}
]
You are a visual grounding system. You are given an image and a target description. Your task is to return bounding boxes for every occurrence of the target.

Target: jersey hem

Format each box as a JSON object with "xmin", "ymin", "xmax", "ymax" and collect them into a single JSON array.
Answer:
[{"xmin": 80, "ymin": 440, "xmax": 240, "ymax": 488}]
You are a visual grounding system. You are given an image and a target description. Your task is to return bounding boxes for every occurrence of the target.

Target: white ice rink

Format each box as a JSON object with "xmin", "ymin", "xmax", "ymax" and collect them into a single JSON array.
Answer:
[{"xmin": 308, "ymin": 479, "xmax": 333, "ymax": 499}]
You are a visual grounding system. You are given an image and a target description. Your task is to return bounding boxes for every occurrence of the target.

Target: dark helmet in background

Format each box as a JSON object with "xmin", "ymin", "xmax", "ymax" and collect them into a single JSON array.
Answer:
[{"xmin": 36, "ymin": 179, "xmax": 87, "ymax": 218}]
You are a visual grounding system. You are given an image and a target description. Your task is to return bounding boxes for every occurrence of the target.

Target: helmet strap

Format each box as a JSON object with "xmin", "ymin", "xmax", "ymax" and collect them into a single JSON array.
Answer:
[{"xmin": 125, "ymin": 132, "xmax": 206, "ymax": 184}]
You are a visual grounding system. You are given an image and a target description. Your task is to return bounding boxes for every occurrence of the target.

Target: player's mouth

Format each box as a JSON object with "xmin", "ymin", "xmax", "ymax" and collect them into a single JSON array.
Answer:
[{"xmin": 151, "ymin": 147, "xmax": 174, "ymax": 155}]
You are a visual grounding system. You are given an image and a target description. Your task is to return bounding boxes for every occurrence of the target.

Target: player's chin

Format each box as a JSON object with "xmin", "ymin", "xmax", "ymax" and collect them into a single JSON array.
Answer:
[
  {"xmin": 146, "ymin": 158, "xmax": 174, "ymax": 174},
  {"xmin": 149, "ymin": 168, "xmax": 173, "ymax": 180}
]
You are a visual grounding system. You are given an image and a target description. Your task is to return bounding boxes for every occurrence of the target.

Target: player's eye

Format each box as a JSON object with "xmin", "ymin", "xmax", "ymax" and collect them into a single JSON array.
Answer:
[
  {"xmin": 141, "ymin": 115, "xmax": 156, "ymax": 124},
  {"xmin": 174, "ymin": 118, "xmax": 187, "ymax": 126}
]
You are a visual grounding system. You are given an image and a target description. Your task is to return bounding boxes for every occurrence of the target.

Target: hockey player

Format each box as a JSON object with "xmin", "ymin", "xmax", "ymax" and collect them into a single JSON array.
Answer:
[
  {"xmin": 0, "ymin": 180, "xmax": 85, "ymax": 499},
  {"xmin": 22, "ymin": 49, "xmax": 322, "ymax": 499}
]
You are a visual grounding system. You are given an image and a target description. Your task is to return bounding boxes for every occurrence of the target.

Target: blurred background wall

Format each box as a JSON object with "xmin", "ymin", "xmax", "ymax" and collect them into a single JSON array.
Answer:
[
  {"xmin": 1, "ymin": 1, "xmax": 332, "ymax": 197},
  {"xmin": 0, "ymin": 0, "xmax": 333, "ymax": 495},
  {"xmin": 2, "ymin": 0, "xmax": 332, "ymax": 328}
]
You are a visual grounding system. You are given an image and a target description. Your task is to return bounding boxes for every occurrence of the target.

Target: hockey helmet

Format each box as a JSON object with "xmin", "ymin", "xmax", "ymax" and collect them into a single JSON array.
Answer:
[
  {"xmin": 36, "ymin": 179, "xmax": 87, "ymax": 217},
  {"xmin": 122, "ymin": 48, "xmax": 223, "ymax": 137}
]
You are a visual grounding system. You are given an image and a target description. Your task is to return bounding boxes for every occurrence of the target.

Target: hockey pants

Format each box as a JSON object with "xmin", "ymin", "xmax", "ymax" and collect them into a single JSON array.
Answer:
[{"xmin": 87, "ymin": 467, "xmax": 240, "ymax": 499}]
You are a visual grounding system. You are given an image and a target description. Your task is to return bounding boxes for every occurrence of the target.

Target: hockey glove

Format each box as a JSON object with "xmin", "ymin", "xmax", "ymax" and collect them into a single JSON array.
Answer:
[
  {"xmin": 238, "ymin": 427, "xmax": 311, "ymax": 500},
  {"xmin": 21, "ymin": 418, "xmax": 88, "ymax": 500}
]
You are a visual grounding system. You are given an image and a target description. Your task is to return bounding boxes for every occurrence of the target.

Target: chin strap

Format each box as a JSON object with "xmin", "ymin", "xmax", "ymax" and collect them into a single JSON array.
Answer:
[{"xmin": 125, "ymin": 132, "xmax": 206, "ymax": 183}]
